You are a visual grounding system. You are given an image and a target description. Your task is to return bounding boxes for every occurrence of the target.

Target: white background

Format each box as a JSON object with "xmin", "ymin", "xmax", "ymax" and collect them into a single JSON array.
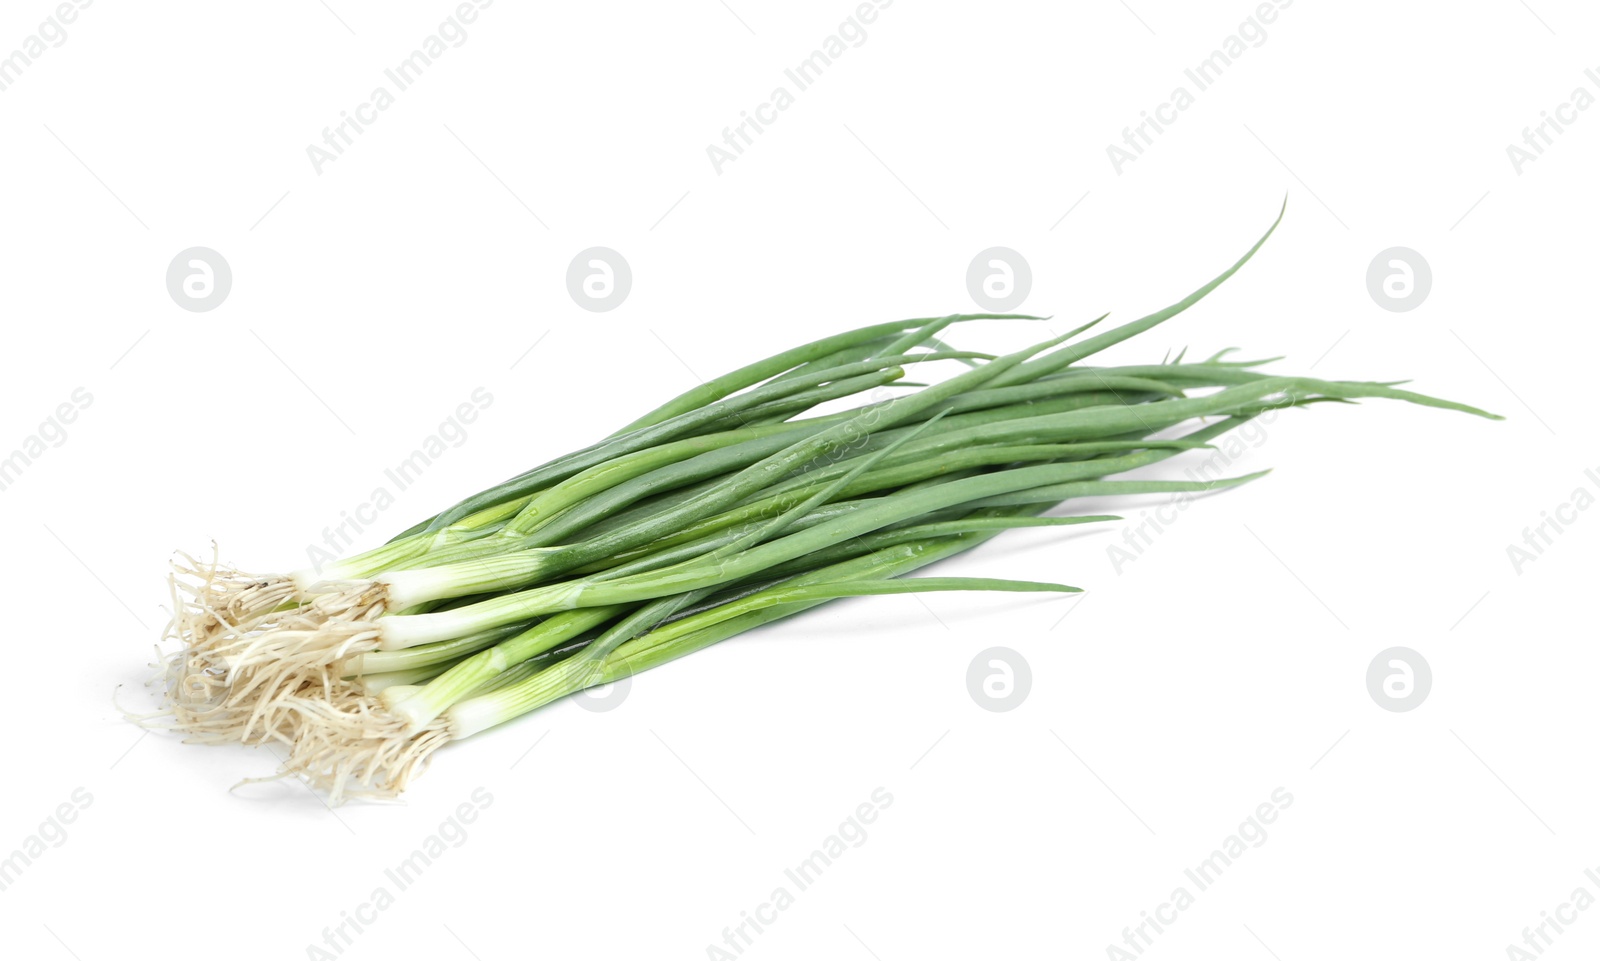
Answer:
[{"xmin": 1, "ymin": 1, "xmax": 1596, "ymax": 958}]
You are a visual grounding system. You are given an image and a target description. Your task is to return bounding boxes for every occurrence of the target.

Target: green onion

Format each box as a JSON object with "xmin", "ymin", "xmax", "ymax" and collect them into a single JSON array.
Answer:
[{"xmin": 144, "ymin": 204, "xmax": 1501, "ymax": 802}]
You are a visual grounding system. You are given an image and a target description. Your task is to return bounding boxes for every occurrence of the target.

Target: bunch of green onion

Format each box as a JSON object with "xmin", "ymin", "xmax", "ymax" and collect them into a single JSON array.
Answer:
[{"xmin": 149, "ymin": 205, "xmax": 1499, "ymax": 801}]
